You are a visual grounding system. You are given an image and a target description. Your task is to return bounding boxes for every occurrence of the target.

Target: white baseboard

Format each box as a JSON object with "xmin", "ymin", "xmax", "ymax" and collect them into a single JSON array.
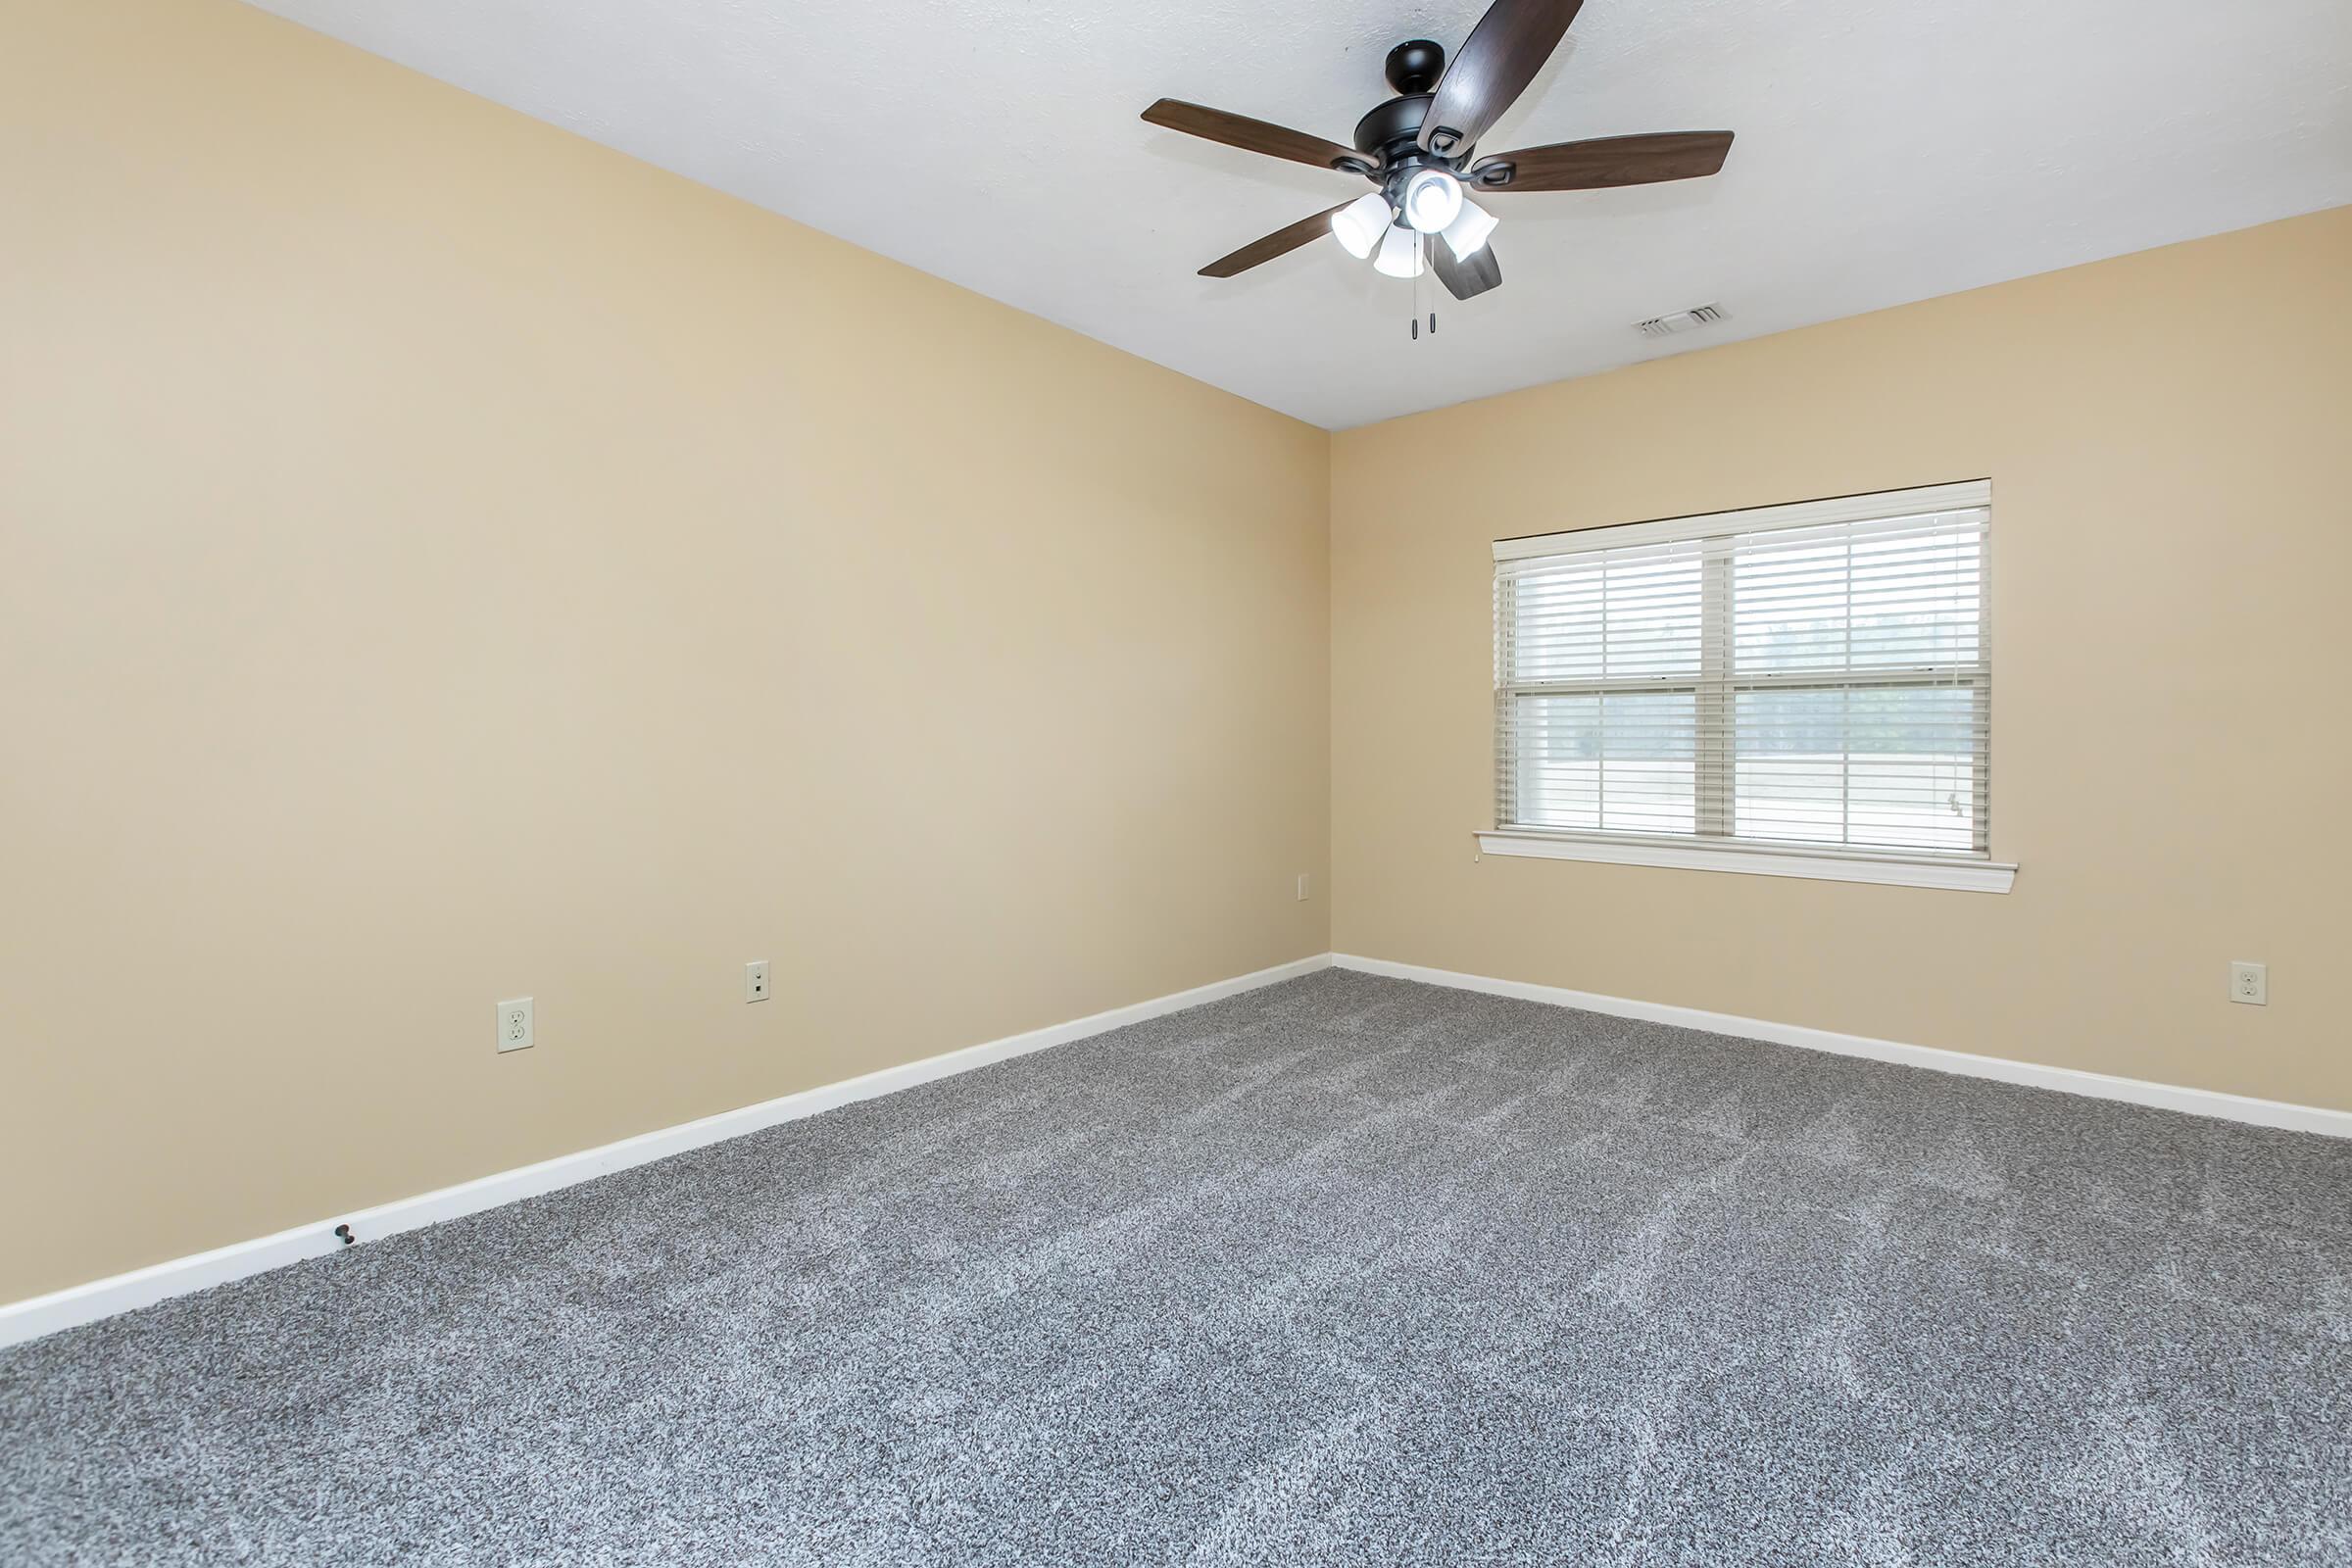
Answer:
[
  {"xmin": 0, "ymin": 954, "xmax": 1333, "ymax": 1349},
  {"xmin": 1333, "ymin": 954, "xmax": 2352, "ymax": 1140},
  {"xmin": 16, "ymin": 947, "xmax": 2335, "ymax": 1349}
]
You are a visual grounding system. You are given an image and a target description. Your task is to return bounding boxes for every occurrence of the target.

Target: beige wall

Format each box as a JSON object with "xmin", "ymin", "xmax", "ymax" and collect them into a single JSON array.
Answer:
[
  {"xmin": 1334, "ymin": 205, "xmax": 2352, "ymax": 1113},
  {"xmin": 0, "ymin": 0, "xmax": 1330, "ymax": 1302}
]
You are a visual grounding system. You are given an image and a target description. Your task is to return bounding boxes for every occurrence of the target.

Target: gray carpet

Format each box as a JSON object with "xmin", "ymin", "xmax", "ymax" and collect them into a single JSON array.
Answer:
[{"xmin": 5, "ymin": 970, "xmax": 2349, "ymax": 1566}]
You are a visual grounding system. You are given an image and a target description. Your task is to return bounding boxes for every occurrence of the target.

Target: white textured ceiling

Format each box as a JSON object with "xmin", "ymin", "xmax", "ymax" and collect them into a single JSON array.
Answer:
[{"xmin": 245, "ymin": 0, "xmax": 2352, "ymax": 428}]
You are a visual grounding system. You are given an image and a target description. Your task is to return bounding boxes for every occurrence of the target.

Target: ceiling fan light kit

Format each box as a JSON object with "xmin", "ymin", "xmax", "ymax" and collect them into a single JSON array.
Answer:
[{"xmin": 1144, "ymin": 0, "xmax": 1735, "ymax": 315}]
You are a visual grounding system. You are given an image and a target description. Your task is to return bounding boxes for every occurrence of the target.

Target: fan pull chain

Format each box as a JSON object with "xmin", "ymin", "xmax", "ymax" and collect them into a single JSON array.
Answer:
[
  {"xmin": 1409, "ymin": 232, "xmax": 1427, "ymax": 340},
  {"xmin": 1404, "ymin": 233, "xmax": 1438, "ymax": 342}
]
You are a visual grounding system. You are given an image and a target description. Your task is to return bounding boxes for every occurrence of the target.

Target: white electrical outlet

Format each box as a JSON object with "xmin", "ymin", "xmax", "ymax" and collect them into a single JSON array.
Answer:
[
  {"xmin": 2229, "ymin": 961, "xmax": 2268, "ymax": 1006},
  {"xmin": 1296, "ymin": 872, "xmax": 1311, "ymax": 902},
  {"xmin": 746, "ymin": 960, "xmax": 771, "ymax": 1004},
  {"xmin": 497, "ymin": 997, "xmax": 535, "ymax": 1053}
]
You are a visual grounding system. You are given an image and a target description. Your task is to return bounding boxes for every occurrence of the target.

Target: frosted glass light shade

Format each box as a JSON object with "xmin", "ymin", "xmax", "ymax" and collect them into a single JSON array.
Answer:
[
  {"xmin": 1400, "ymin": 168, "xmax": 1464, "ymax": 233},
  {"xmin": 1372, "ymin": 223, "xmax": 1425, "ymax": 279},
  {"xmin": 1330, "ymin": 192, "xmax": 1392, "ymax": 260},
  {"xmin": 1441, "ymin": 198, "xmax": 1498, "ymax": 260}
]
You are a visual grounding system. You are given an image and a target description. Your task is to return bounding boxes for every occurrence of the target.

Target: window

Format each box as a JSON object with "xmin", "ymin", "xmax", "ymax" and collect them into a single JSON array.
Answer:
[{"xmin": 1485, "ymin": 481, "xmax": 2011, "ymax": 892}]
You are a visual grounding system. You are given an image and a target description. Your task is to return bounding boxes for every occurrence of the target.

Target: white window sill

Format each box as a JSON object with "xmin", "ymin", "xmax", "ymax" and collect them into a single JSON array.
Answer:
[{"xmin": 1476, "ymin": 830, "xmax": 2017, "ymax": 894}]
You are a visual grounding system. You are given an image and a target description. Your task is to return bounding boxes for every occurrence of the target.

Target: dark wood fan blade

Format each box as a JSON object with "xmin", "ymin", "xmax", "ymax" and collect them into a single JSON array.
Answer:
[
  {"xmin": 1200, "ymin": 204, "xmax": 1351, "ymax": 278},
  {"xmin": 1418, "ymin": 0, "xmax": 1585, "ymax": 156},
  {"xmin": 1431, "ymin": 240, "xmax": 1502, "ymax": 301},
  {"xmin": 1468, "ymin": 131, "xmax": 1735, "ymax": 192},
  {"xmin": 1143, "ymin": 99, "xmax": 1365, "ymax": 172}
]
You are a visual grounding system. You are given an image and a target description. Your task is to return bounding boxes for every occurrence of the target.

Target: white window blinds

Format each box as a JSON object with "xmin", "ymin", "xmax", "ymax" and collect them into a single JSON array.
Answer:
[{"xmin": 1494, "ymin": 482, "xmax": 1991, "ymax": 859}]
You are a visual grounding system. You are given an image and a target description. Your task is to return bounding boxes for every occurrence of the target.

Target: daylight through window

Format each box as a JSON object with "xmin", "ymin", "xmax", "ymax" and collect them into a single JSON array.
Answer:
[{"xmin": 1494, "ymin": 482, "xmax": 1991, "ymax": 859}]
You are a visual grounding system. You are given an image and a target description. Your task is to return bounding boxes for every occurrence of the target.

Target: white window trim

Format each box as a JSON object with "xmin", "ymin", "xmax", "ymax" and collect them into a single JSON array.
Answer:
[
  {"xmin": 1492, "ymin": 480, "xmax": 2010, "ymax": 892},
  {"xmin": 1476, "ymin": 829, "xmax": 2017, "ymax": 893}
]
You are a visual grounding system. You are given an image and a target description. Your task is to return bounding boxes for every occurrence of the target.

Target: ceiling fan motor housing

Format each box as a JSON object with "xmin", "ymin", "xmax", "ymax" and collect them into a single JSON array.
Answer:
[
  {"xmin": 1355, "ymin": 39, "xmax": 1463, "ymax": 180},
  {"xmin": 1352, "ymin": 93, "xmax": 1439, "ymax": 163}
]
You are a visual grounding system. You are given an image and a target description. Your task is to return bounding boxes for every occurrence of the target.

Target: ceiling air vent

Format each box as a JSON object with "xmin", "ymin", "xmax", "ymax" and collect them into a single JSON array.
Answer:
[{"xmin": 1635, "ymin": 303, "xmax": 1728, "ymax": 339}]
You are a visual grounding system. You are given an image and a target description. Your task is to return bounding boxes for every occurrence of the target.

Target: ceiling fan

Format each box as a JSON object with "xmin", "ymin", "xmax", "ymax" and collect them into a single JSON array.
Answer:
[{"xmin": 1141, "ymin": 0, "xmax": 1734, "ymax": 303}]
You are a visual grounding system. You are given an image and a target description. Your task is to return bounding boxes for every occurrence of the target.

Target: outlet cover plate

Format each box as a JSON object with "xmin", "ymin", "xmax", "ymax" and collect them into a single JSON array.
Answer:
[
  {"xmin": 2229, "ymin": 961, "xmax": 2268, "ymax": 1005},
  {"xmin": 746, "ymin": 960, "xmax": 771, "ymax": 1003},
  {"xmin": 497, "ymin": 997, "xmax": 535, "ymax": 1052}
]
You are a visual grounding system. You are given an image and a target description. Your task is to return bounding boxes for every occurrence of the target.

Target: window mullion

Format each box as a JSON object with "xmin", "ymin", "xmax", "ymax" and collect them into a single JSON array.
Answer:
[
  {"xmin": 1696, "ymin": 538, "xmax": 1733, "ymax": 838},
  {"xmin": 1495, "ymin": 575, "xmax": 1521, "ymax": 828},
  {"xmin": 1841, "ymin": 540, "xmax": 1854, "ymax": 847}
]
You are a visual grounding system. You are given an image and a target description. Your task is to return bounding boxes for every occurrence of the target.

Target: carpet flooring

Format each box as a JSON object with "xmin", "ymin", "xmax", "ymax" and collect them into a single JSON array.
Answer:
[{"xmin": 4, "ymin": 969, "xmax": 2349, "ymax": 1566}]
